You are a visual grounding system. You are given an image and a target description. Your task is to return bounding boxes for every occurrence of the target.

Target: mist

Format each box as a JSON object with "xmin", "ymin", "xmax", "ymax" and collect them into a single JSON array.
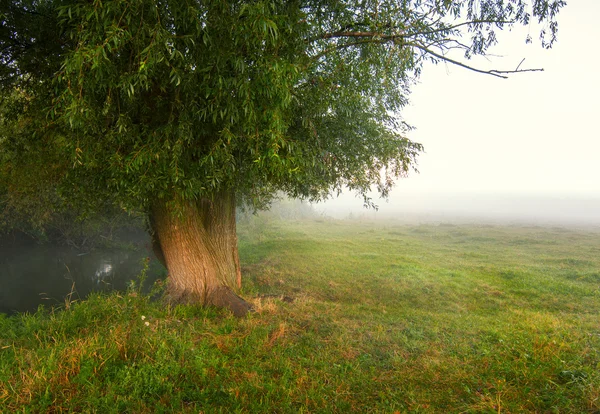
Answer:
[
  {"xmin": 353, "ymin": 0, "xmax": 600, "ymax": 225},
  {"xmin": 314, "ymin": 192, "xmax": 600, "ymax": 228}
]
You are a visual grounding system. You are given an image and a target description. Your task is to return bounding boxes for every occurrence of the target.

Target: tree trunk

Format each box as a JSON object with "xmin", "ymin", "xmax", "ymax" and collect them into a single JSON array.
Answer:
[{"xmin": 149, "ymin": 191, "xmax": 252, "ymax": 317}]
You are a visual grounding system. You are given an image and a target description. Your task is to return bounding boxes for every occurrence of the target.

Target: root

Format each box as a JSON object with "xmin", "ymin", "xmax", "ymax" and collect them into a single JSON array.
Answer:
[
  {"xmin": 163, "ymin": 284, "xmax": 254, "ymax": 318},
  {"xmin": 208, "ymin": 286, "xmax": 254, "ymax": 317}
]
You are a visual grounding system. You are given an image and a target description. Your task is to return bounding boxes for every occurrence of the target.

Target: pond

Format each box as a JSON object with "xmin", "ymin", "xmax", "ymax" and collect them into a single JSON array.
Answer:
[{"xmin": 0, "ymin": 234, "xmax": 165, "ymax": 315}]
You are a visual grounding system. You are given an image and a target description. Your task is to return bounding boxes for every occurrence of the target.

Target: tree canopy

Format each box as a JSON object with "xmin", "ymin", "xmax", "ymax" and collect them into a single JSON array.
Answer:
[{"xmin": 1, "ymin": 0, "xmax": 565, "ymax": 220}]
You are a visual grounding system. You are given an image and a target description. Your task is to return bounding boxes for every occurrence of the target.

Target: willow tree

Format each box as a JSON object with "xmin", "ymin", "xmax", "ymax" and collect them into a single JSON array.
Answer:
[{"xmin": 0, "ymin": 0, "xmax": 563, "ymax": 315}]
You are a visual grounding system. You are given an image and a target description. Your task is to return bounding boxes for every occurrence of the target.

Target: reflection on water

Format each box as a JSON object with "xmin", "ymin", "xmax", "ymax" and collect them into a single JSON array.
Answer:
[
  {"xmin": 0, "ymin": 242, "xmax": 165, "ymax": 315},
  {"xmin": 94, "ymin": 260, "xmax": 114, "ymax": 282}
]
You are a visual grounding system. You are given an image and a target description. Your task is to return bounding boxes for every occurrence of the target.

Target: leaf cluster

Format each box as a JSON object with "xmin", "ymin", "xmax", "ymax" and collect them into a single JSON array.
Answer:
[{"xmin": 0, "ymin": 0, "xmax": 564, "ymax": 215}]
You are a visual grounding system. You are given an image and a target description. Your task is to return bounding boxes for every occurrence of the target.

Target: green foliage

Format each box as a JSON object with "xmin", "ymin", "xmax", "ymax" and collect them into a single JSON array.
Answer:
[
  {"xmin": 0, "ymin": 0, "xmax": 564, "ymax": 216},
  {"xmin": 1, "ymin": 219, "xmax": 599, "ymax": 412}
]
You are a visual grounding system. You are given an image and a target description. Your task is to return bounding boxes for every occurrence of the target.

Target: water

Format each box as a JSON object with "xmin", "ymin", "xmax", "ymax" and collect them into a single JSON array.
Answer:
[{"xmin": 0, "ymin": 237, "xmax": 165, "ymax": 315}]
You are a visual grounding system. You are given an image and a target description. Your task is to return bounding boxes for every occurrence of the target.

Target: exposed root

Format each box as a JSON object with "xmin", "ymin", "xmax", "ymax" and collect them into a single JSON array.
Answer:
[
  {"xmin": 163, "ymin": 284, "xmax": 254, "ymax": 318},
  {"xmin": 208, "ymin": 286, "xmax": 254, "ymax": 317}
]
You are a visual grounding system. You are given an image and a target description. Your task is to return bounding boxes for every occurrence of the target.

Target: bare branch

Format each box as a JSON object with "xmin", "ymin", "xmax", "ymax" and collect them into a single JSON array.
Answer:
[
  {"xmin": 409, "ymin": 43, "xmax": 543, "ymax": 78},
  {"xmin": 307, "ymin": 26, "xmax": 543, "ymax": 79}
]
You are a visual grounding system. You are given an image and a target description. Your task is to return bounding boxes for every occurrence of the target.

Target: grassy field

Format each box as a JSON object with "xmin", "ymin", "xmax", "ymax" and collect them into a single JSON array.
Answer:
[{"xmin": 1, "ymin": 217, "xmax": 599, "ymax": 413}]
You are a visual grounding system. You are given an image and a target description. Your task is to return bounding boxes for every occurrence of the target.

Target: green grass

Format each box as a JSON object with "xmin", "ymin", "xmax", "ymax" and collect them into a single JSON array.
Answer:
[{"xmin": 1, "ymin": 218, "xmax": 600, "ymax": 413}]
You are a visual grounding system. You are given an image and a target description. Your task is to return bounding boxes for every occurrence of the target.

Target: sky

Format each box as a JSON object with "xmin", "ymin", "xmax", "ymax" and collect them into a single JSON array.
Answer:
[
  {"xmin": 318, "ymin": 0, "xmax": 600, "ymax": 223},
  {"xmin": 400, "ymin": 0, "xmax": 600, "ymax": 197}
]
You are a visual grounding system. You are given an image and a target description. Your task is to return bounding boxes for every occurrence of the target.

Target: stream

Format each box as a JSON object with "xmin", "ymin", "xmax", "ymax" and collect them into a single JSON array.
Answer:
[{"xmin": 0, "ymin": 237, "xmax": 164, "ymax": 315}]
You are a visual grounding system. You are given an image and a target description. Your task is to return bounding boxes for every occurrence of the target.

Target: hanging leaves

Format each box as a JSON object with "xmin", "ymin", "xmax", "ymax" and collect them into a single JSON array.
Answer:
[{"xmin": 0, "ymin": 0, "xmax": 564, "ymax": 212}]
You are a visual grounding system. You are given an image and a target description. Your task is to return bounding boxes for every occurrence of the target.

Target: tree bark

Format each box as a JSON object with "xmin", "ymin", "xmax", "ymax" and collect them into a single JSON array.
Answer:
[{"xmin": 149, "ymin": 191, "xmax": 251, "ymax": 317}]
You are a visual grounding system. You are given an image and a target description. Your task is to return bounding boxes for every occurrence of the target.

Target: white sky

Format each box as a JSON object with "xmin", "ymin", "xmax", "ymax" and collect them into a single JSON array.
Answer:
[
  {"xmin": 317, "ymin": 0, "xmax": 600, "ymax": 222},
  {"xmin": 398, "ymin": 0, "xmax": 600, "ymax": 198}
]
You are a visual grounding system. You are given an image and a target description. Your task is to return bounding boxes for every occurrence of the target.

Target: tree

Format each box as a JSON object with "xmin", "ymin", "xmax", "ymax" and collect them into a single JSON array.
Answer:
[{"xmin": 0, "ymin": 0, "xmax": 564, "ymax": 315}]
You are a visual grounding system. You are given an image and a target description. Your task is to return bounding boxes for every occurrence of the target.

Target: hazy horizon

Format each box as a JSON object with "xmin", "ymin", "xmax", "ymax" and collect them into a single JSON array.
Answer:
[
  {"xmin": 330, "ymin": 0, "xmax": 600, "ymax": 216},
  {"xmin": 316, "ymin": 1, "xmax": 599, "ymax": 228},
  {"xmin": 314, "ymin": 192, "xmax": 600, "ymax": 228}
]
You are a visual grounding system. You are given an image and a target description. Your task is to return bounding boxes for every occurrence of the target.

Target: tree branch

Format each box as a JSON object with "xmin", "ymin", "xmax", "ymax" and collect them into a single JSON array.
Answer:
[
  {"xmin": 409, "ymin": 43, "xmax": 543, "ymax": 78},
  {"xmin": 402, "ymin": 19, "xmax": 514, "ymax": 39},
  {"xmin": 307, "ymin": 25, "xmax": 543, "ymax": 79},
  {"xmin": 308, "ymin": 19, "xmax": 514, "ymax": 44},
  {"xmin": 310, "ymin": 38, "xmax": 388, "ymax": 61},
  {"xmin": 316, "ymin": 30, "xmax": 403, "ymax": 42}
]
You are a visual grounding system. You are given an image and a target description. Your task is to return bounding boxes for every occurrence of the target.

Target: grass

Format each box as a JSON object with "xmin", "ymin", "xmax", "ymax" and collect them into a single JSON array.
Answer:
[{"xmin": 1, "ymin": 217, "xmax": 599, "ymax": 413}]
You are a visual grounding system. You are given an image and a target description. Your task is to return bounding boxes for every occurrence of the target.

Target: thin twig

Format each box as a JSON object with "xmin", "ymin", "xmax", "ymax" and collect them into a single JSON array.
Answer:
[{"xmin": 411, "ymin": 43, "xmax": 543, "ymax": 78}]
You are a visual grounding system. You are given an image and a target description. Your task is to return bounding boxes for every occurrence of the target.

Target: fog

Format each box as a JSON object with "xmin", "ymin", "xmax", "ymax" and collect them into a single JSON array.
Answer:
[
  {"xmin": 316, "ymin": 1, "xmax": 599, "ymax": 228},
  {"xmin": 394, "ymin": 0, "xmax": 600, "ymax": 201},
  {"xmin": 315, "ymin": 192, "xmax": 600, "ymax": 228}
]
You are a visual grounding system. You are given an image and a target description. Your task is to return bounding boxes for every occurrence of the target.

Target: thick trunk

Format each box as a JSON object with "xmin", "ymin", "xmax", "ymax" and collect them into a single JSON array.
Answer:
[{"xmin": 149, "ymin": 191, "xmax": 251, "ymax": 317}]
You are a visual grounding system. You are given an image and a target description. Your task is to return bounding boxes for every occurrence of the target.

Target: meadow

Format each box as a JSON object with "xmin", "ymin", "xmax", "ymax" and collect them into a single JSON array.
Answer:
[{"xmin": 1, "ymin": 217, "xmax": 599, "ymax": 413}]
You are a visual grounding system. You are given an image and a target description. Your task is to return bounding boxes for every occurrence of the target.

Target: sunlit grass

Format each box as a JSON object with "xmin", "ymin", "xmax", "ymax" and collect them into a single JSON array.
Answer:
[{"xmin": 1, "ymin": 218, "xmax": 599, "ymax": 412}]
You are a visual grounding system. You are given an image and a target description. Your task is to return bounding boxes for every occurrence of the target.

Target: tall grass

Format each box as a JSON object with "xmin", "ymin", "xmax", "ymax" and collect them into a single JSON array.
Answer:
[{"xmin": 1, "ymin": 218, "xmax": 599, "ymax": 412}]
